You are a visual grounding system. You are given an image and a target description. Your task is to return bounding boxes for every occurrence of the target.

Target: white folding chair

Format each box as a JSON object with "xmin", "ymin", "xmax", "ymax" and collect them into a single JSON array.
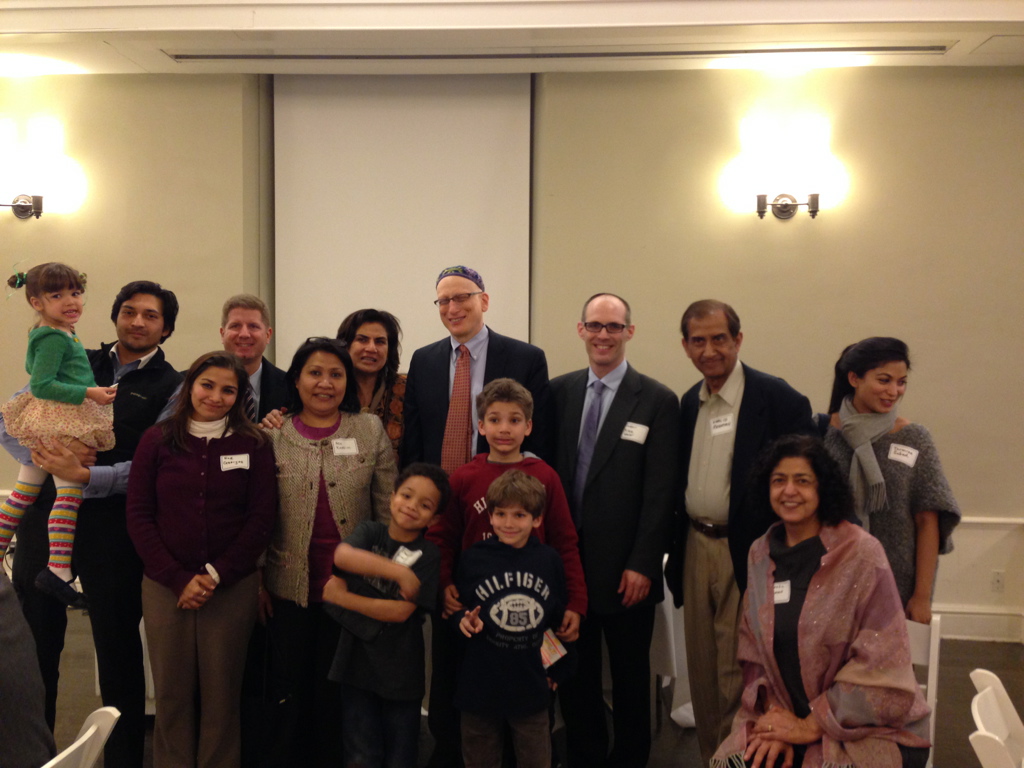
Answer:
[
  {"xmin": 972, "ymin": 669, "xmax": 1024, "ymax": 749},
  {"xmin": 40, "ymin": 726, "xmax": 94, "ymax": 768},
  {"xmin": 41, "ymin": 706, "xmax": 121, "ymax": 768},
  {"xmin": 969, "ymin": 729, "xmax": 1020, "ymax": 768},
  {"xmin": 973, "ymin": 687, "xmax": 1024, "ymax": 767},
  {"xmin": 906, "ymin": 614, "xmax": 941, "ymax": 767}
]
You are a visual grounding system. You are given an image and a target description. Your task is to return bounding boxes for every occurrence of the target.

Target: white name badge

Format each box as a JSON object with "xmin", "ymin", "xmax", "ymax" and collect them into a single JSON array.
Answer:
[
  {"xmin": 332, "ymin": 438, "xmax": 359, "ymax": 456},
  {"xmin": 220, "ymin": 454, "xmax": 250, "ymax": 471},
  {"xmin": 620, "ymin": 422, "xmax": 650, "ymax": 444},
  {"xmin": 888, "ymin": 443, "xmax": 919, "ymax": 468},
  {"xmin": 710, "ymin": 413, "xmax": 735, "ymax": 436},
  {"xmin": 774, "ymin": 580, "xmax": 792, "ymax": 604},
  {"xmin": 393, "ymin": 546, "xmax": 423, "ymax": 567}
]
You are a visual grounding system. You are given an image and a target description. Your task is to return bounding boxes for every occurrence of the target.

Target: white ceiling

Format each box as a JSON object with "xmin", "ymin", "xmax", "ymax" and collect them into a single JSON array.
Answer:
[{"xmin": 2, "ymin": 1, "xmax": 1024, "ymax": 75}]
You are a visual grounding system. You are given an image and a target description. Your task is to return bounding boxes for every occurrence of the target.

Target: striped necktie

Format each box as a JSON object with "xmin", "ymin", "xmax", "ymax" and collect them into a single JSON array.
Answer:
[{"xmin": 245, "ymin": 385, "xmax": 258, "ymax": 423}]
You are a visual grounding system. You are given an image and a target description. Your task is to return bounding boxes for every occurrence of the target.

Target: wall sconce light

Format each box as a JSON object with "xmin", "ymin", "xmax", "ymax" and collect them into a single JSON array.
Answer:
[
  {"xmin": 2, "ymin": 194, "xmax": 43, "ymax": 219},
  {"xmin": 13, "ymin": 194, "xmax": 44, "ymax": 219},
  {"xmin": 757, "ymin": 193, "xmax": 819, "ymax": 220}
]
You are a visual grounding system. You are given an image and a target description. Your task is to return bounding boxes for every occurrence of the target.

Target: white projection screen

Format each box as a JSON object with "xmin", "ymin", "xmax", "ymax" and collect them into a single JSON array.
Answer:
[{"xmin": 274, "ymin": 75, "xmax": 532, "ymax": 371}]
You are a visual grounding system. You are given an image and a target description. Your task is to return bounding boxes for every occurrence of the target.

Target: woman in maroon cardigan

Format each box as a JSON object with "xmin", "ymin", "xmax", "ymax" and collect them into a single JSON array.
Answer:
[{"xmin": 127, "ymin": 351, "xmax": 278, "ymax": 768}]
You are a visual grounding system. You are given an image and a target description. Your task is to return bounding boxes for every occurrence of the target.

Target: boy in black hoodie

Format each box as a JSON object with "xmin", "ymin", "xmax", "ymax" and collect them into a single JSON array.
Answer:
[{"xmin": 454, "ymin": 469, "xmax": 572, "ymax": 768}]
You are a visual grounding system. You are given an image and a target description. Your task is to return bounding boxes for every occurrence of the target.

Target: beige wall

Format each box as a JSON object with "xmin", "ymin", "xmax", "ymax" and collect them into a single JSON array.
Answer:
[
  {"xmin": 0, "ymin": 74, "xmax": 266, "ymax": 490},
  {"xmin": 1, "ymin": 66, "xmax": 1021, "ymax": 637},
  {"xmin": 533, "ymin": 66, "xmax": 1024, "ymax": 516},
  {"xmin": 532, "ymin": 66, "xmax": 1024, "ymax": 637}
]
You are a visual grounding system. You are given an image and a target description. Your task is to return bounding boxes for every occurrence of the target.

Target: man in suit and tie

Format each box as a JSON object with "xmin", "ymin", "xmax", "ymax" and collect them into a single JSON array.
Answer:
[
  {"xmin": 158, "ymin": 293, "xmax": 289, "ymax": 424},
  {"xmin": 404, "ymin": 266, "xmax": 550, "ymax": 767},
  {"xmin": 215, "ymin": 294, "xmax": 292, "ymax": 767},
  {"xmin": 666, "ymin": 299, "xmax": 815, "ymax": 766},
  {"xmin": 401, "ymin": 265, "xmax": 549, "ymax": 470},
  {"xmin": 218, "ymin": 294, "xmax": 289, "ymax": 420},
  {"xmin": 551, "ymin": 293, "xmax": 679, "ymax": 768}
]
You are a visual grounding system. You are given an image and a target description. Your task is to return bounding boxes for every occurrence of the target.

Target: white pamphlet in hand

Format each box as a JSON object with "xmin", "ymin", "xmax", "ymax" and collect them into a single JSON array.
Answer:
[{"xmin": 541, "ymin": 629, "xmax": 568, "ymax": 669}]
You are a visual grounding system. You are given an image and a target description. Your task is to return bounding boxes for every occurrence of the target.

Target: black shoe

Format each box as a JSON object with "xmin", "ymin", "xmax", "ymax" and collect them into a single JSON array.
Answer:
[{"xmin": 34, "ymin": 569, "xmax": 89, "ymax": 610}]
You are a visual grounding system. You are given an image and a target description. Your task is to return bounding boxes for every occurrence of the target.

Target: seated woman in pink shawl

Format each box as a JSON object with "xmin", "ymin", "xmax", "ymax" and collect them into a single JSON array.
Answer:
[{"xmin": 714, "ymin": 435, "xmax": 931, "ymax": 768}]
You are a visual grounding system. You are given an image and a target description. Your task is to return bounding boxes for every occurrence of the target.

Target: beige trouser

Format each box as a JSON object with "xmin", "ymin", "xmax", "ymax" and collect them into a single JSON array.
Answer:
[
  {"xmin": 683, "ymin": 526, "xmax": 743, "ymax": 768},
  {"xmin": 143, "ymin": 572, "xmax": 259, "ymax": 768}
]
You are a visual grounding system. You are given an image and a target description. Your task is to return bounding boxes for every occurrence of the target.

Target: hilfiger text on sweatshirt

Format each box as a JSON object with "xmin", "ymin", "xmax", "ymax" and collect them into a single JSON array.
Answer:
[{"xmin": 474, "ymin": 571, "xmax": 552, "ymax": 602}]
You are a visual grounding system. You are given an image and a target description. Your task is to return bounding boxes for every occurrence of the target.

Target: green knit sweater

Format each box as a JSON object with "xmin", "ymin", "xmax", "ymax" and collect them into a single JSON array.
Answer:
[{"xmin": 26, "ymin": 326, "xmax": 97, "ymax": 404}]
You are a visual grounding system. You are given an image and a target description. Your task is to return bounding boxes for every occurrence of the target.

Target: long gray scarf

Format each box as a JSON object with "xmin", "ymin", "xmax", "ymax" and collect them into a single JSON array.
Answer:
[{"xmin": 838, "ymin": 397, "xmax": 897, "ymax": 531}]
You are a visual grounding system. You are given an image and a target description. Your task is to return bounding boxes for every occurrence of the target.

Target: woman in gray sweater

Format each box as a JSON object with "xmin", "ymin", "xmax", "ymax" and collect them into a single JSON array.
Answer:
[{"xmin": 824, "ymin": 337, "xmax": 960, "ymax": 625}]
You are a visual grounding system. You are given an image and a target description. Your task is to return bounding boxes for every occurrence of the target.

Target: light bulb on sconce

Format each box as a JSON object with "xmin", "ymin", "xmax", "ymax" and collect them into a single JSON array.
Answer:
[
  {"xmin": 720, "ymin": 110, "xmax": 848, "ymax": 217},
  {"xmin": 0, "ymin": 116, "xmax": 86, "ymax": 215},
  {"xmin": 2, "ymin": 194, "xmax": 43, "ymax": 219},
  {"xmin": 756, "ymin": 193, "xmax": 819, "ymax": 220}
]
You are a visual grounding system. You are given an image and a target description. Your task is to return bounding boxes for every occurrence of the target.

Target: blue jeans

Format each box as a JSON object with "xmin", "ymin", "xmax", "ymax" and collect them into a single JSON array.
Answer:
[{"xmin": 341, "ymin": 683, "xmax": 421, "ymax": 768}]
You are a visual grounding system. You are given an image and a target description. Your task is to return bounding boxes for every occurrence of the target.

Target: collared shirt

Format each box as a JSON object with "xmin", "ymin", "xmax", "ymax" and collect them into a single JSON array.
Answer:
[
  {"xmin": 686, "ymin": 361, "xmax": 746, "ymax": 525},
  {"xmin": 108, "ymin": 342, "xmax": 158, "ymax": 382},
  {"xmin": 578, "ymin": 359, "xmax": 628, "ymax": 445},
  {"xmin": 448, "ymin": 326, "xmax": 489, "ymax": 446}
]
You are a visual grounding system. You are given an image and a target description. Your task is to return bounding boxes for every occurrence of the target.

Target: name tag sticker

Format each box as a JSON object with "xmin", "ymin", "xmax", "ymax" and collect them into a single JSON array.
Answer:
[
  {"xmin": 393, "ymin": 546, "xmax": 423, "ymax": 567},
  {"xmin": 774, "ymin": 580, "xmax": 792, "ymax": 604},
  {"xmin": 888, "ymin": 443, "xmax": 919, "ymax": 468},
  {"xmin": 332, "ymin": 438, "xmax": 359, "ymax": 456},
  {"xmin": 220, "ymin": 454, "xmax": 250, "ymax": 471},
  {"xmin": 620, "ymin": 422, "xmax": 650, "ymax": 444},
  {"xmin": 710, "ymin": 413, "xmax": 735, "ymax": 436}
]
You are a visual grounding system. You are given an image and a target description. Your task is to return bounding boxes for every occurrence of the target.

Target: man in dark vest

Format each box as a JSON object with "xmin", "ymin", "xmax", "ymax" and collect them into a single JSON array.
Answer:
[{"xmin": 1, "ymin": 280, "xmax": 182, "ymax": 768}]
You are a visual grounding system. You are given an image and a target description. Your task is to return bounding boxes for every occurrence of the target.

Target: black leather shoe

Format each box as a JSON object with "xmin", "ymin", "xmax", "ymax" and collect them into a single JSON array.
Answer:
[{"xmin": 34, "ymin": 569, "xmax": 89, "ymax": 610}]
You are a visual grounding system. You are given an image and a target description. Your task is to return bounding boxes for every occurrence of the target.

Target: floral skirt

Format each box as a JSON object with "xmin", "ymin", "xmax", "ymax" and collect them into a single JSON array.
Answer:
[{"xmin": 1, "ymin": 390, "xmax": 115, "ymax": 451}]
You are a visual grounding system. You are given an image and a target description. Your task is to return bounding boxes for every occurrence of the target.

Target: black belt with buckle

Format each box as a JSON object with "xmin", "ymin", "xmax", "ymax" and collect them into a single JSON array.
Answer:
[{"xmin": 689, "ymin": 518, "xmax": 729, "ymax": 539}]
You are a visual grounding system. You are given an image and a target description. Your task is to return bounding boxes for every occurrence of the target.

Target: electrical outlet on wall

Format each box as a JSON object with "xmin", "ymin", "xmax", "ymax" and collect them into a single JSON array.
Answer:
[{"xmin": 991, "ymin": 571, "xmax": 1005, "ymax": 593}]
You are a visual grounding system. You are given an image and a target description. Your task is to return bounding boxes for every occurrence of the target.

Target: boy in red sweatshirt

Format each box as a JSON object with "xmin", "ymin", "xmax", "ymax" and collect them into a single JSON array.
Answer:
[{"xmin": 426, "ymin": 378, "xmax": 586, "ymax": 760}]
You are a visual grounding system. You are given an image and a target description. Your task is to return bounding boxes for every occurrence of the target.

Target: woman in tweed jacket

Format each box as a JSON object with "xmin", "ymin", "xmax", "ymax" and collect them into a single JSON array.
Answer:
[{"xmin": 262, "ymin": 337, "xmax": 395, "ymax": 767}]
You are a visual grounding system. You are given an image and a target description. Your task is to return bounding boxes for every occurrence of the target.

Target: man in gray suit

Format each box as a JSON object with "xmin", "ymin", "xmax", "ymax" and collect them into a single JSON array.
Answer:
[{"xmin": 550, "ymin": 293, "xmax": 679, "ymax": 767}]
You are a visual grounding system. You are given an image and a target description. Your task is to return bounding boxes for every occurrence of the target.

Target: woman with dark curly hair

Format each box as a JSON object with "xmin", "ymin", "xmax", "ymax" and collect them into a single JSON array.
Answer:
[
  {"xmin": 336, "ymin": 309, "xmax": 406, "ymax": 459},
  {"xmin": 714, "ymin": 435, "xmax": 931, "ymax": 768},
  {"xmin": 825, "ymin": 337, "xmax": 960, "ymax": 625}
]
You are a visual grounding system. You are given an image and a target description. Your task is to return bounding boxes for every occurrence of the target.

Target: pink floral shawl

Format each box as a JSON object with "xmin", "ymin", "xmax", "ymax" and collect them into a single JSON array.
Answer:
[{"xmin": 712, "ymin": 521, "xmax": 931, "ymax": 768}]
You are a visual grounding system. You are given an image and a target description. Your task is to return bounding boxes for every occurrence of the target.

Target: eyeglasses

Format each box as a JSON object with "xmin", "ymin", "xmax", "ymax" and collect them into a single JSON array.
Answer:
[
  {"xmin": 582, "ymin": 322, "xmax": 628, "ymax": 334},
  {"xmin": 434, "ymin": 291, "xmax": 483, "ymax": 308}
]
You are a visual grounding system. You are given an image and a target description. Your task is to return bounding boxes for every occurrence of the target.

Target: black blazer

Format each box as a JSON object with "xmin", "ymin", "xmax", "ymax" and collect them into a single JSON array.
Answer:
[
  {"xmin": 665, "ymin": 363, "xmax": 815, "ymax": 606},
  {"xmin": 549, "ymin": 364, "xmax": 679, "ymax": 615},
  {"xmin": 258, "ymin": 357, "xmax": 290, "ymax": 420},
  {"xmin": 400, "ymin": 328, "xmax": 550, "ymax": 467}
]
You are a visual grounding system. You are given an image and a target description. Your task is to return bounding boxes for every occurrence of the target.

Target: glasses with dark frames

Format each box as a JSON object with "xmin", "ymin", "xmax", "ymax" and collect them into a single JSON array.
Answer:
[{"xmin": 581, "ymin": 322, "xmax": 628, "ymax": 334}]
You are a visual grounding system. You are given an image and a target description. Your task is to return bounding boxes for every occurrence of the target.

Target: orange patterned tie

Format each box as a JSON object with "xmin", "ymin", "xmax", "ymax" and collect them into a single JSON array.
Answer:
[{"xmin": 441, "ymin": 344, "xmax": 473, "ymax": 473}]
